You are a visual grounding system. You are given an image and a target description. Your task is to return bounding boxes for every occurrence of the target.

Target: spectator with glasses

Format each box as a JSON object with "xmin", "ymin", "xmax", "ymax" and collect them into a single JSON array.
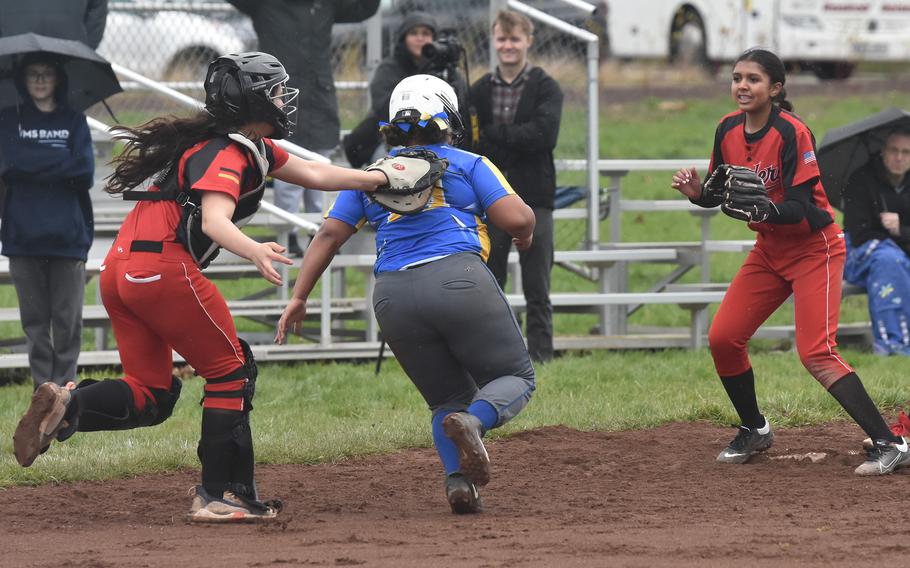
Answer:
[{"xmin": 0, "ymin": 52, "xmax": 94, "ymax": 390}]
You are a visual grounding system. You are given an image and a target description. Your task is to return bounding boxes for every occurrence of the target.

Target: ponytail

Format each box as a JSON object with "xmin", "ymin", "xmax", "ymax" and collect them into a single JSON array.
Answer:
[{"xmin": 773, "ymin": 87, "xmax": 793, "ymax": 112}]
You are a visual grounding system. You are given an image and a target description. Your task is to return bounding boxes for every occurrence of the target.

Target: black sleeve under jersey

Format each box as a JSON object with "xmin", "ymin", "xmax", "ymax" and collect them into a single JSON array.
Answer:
[
  {"xmin": 690, "ymin": 122, "xmax": 727, "ymax": 208},
  {"xmin": 767, "ymin": 181, "xmax": 813, "ymax": 224}
]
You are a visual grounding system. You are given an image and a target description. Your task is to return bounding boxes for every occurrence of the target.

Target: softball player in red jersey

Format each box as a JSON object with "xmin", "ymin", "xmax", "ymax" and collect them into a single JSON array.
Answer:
[
  {"xmin": 672, "ymin": 48, "xmax": 909, "ymax": 475},
  {"xmin": 12, "ymin": 52, "xmax": 388, "ymax": 521}
]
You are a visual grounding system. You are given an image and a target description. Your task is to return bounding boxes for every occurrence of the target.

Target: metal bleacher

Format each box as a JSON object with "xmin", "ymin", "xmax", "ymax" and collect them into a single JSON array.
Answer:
[{"xmin": 0, "ymin": 148, "xmax": 873, "ymax": 369}]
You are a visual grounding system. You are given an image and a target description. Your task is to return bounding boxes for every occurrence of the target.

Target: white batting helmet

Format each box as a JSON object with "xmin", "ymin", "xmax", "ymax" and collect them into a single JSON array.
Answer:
[{"xmin": 387, "ymin": 74, "xmax": 461, "ymax": 133}]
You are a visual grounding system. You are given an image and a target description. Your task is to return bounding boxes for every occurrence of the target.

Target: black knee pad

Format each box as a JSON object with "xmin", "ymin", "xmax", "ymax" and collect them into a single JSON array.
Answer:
[
  {"xmin": 145, "ymin": 376, "xmax": 183, "ymax": 426},
  {"xmin": 66, "ymin": 376, "xmax": 183, "ymax": 434},
  {"xmin": 197, "ymin": 408, "xmax": 256, "ymax": 499},
  {"xmin": 238, "ymin": 338, "xmax": 257, "ymax": 405},
  {"xmin": 238, "ymin": 338, "xmax": 258, "ymax": 383}
]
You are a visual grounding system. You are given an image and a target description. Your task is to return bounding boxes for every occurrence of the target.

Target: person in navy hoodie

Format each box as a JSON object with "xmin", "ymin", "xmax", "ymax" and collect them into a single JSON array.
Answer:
[{"xmin": 0, "ymin": 51, "xmax": 94, "ymax": 389}]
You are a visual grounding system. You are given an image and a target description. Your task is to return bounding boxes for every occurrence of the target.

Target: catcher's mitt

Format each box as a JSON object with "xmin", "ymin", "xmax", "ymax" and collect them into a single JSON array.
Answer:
[
  {"xmin": 365, "ymin": 148, "xmax": 449, "ymax": 215},
  {"xmin": 720, "ymin": 165, "xmax": 778, "ymax": 223}
]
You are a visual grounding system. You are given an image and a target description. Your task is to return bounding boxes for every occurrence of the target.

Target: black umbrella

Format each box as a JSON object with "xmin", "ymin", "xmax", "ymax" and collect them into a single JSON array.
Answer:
[
  {"xmin": 818, "ymin": 107, "xmax": 910, "ymax": 209},
  {"xmin": 0, "ymin": 33, "xmax": 121, "ymax": 112}
]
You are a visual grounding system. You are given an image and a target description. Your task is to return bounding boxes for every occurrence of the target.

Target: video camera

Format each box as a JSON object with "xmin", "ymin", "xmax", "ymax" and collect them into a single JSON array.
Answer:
[
  {"xmin": 419, "ymin": 28, "xmax": 479, "ymax": 151},
  {"xmin": 421, "ymin": 29, "xmax": 464, "ymax": 82}
]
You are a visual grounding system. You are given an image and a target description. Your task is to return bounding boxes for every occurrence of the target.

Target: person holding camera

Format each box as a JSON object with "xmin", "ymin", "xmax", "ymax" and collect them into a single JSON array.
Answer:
[
  {"xmin": 343, "ymin": 11, "xmax": 469, "ymax": 168},
  {"xmin": 470, "ymin": 10, "xmax": 563, "ymax": 363},
  {"xmin": 343, "ymin": 11, "xmax": 437, "ymax": 168}
]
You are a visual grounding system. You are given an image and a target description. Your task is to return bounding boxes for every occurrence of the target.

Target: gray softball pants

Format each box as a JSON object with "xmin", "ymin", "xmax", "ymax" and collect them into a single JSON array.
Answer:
[{"xmin": 373, "ymin": 252, "xmax": 536, "ymax": 426}]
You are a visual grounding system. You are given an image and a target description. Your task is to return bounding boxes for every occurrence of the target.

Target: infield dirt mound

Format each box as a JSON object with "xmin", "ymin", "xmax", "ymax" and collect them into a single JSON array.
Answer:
[{"xmin": 2, "ymin": 421, "xmax": 909, "ymax": 567}]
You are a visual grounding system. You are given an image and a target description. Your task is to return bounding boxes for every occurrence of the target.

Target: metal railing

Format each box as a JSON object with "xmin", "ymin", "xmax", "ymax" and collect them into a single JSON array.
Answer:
[{"xmin": 493, "ymin": 0, "xmax": 601, "ymax": 246}]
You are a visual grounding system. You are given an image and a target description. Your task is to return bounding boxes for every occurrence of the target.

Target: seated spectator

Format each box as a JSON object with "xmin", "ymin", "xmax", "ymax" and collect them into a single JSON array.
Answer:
[
  {"xmin": 0, "ymin": 52, "xmax": 95, "ymax": 388},
  {"xmin": 344, "ymin": 11, "xmax": 470, "ymax": 167},
  {"xmin": 843, "ymin": 128, "xmax": 910, "ymax": 355}
]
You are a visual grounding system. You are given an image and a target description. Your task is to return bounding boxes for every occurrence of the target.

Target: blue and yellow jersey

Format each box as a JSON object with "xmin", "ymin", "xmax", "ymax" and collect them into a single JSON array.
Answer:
[{"xmin": 327, "ymin": 143, "xmax": 517, "ymax": 273}]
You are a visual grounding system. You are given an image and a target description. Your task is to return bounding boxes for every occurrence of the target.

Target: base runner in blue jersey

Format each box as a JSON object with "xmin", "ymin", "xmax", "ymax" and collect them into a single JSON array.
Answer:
[{"xmin": 276, "ymin": 75, "xmax": 537, "ymax": 514}]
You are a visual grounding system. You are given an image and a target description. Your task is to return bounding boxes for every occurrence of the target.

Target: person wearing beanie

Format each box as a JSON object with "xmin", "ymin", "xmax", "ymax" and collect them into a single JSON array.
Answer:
[{"xmin": 343, "ymin": 10, "xmax": 467, "ymax": 167}]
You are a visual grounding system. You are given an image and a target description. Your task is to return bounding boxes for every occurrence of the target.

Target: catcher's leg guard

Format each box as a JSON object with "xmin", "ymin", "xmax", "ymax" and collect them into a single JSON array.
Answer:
[
  {"xmin": 57, "ymin": 376, "xmax": 183, "ymax": 440},
  {"xmin": 197, "ymin": 408, "xmax": 257, "ymax": 498},
  {"xmin": 197, "ymin": 339, "xmax": 266, "ymax": 502}
]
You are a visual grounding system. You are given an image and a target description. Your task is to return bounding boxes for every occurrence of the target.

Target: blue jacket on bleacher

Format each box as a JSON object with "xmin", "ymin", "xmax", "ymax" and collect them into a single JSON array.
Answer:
[{"xmin": 0, "ymin": 100, "xmax": 94, "ymax": 261}]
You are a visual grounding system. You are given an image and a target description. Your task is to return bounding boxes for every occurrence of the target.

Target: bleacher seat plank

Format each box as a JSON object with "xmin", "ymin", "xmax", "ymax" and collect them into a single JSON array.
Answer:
[{"xmin": 506, "ymin": 291, "xmax": 726, "ymax": 308}]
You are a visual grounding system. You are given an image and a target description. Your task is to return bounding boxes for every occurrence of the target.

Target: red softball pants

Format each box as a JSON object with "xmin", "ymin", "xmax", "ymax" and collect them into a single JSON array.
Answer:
[
  {"xmin": 100, "ymin": 242, "xmax": 248, "ymax": 412},
  {"xmin": 708, "ymin": 223, "xmax": 854, "ymax": 389}
]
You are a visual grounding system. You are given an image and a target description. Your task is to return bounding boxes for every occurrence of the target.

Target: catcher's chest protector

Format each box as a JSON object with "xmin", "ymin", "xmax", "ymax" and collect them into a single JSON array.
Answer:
[{"xmin": 125, "ymin": 133, "xmax": 269, "ymax": 268}]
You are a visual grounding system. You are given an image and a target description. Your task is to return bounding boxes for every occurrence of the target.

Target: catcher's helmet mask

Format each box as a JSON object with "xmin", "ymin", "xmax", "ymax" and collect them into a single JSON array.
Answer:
[
  {"xmin": 384, "ymin": 74, "xmax": 464, "ymax": 145},
  {"xmin": 204, "ymin": 52, "xmax": 299, "ymax": 139}
]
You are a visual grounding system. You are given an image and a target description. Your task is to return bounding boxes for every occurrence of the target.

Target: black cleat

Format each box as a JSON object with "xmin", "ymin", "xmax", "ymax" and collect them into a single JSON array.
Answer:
[
  {"xmin": 855, "ymin": 438, "xmax": 910, "ymax": 476},
  {"xmin": 445, "ymin": 473, "xmax": 482, "ymax": 514},
  {"xmin": 716, "ymin": 423, "xmax": 774, "ymax": 464},
  {"xmin": 443, "ymin": 412, "xmax": 490, "ymax": 486}
]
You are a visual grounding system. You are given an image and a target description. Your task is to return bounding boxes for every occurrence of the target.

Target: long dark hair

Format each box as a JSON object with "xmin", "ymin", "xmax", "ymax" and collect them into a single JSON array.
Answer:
[
  {"xmin": 734, "ymin": 48, "xmax": 793, "ymax": 112},
  {"xmin": 105, "ymin": 112, "xmax": 224, "ymax": 194}
]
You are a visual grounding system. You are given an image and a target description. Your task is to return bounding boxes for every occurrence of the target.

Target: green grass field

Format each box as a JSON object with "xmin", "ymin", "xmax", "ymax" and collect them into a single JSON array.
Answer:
[{"xmin": 0, "ymin": 88, "xmax": 908, "ymax": 488}]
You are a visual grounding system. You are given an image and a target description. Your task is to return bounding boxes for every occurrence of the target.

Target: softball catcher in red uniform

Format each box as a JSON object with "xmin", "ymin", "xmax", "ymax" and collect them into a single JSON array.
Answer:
[
  {"xmin": 12, "ymin": 52, "xmax": 388, "ymax": 521},
  {"xmin": 672, "ymin": 48, "xmax": 909, "ymax": 475}
]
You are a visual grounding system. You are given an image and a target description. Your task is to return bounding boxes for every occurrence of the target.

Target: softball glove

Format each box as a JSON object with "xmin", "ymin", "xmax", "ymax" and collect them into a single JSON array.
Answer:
[
  {"xmin": 720, "ymin": 165, "xmax": 778, "ymax": 223},
  {"xmin": 701, "ymin": 164, "xmax": 729, "ymax": 202}
]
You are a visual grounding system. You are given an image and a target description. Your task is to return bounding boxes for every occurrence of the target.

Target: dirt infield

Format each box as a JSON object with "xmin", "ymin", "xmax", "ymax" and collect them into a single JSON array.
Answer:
[{"xmin": 3, "ymin": 421, "xmax": 909, "ymax": 567}]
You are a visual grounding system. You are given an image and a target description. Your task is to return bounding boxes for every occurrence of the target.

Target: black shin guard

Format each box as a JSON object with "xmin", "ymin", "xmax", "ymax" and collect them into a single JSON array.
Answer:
[
  {"xmin": 198, "ymin": 339, "xmax": 260, "ymax": 499},
  {"xmin": 197, "ymin": 408, "xmax": 256, "ymax": 499}
]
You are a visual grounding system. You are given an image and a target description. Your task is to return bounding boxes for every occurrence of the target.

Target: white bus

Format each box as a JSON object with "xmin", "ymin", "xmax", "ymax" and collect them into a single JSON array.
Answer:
[{"xmin": 606, "ymin": 0, "xmax": 910, "ymax": 79}]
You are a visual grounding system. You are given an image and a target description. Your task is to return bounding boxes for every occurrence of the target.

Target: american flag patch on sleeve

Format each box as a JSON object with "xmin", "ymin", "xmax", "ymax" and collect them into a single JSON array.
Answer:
[{"xmin": 802, "ymin": 150, "xmax": 816, "ymax": 165}]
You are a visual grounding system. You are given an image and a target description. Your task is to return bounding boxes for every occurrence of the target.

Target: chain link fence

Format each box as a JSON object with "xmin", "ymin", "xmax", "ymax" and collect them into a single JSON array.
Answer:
[{"xmin": 89, "ymin": 0, "xmax": 605, "ymax": 248}]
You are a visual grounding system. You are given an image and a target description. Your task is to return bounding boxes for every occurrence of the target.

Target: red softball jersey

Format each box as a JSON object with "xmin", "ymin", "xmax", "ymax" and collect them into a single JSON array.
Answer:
[
  {"xmin": 113, "ymin": 136, "xmax": 289, "ymax": 251},
  {"xmin": 709, "ymin": 105, "xmax": 836, "ymax": 238}
]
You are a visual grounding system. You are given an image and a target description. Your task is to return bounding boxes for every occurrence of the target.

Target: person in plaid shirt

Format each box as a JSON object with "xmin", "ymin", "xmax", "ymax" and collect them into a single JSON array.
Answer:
[{"xmin": 469, "ymin": 9, "xmax": 563, "ymax": 363}]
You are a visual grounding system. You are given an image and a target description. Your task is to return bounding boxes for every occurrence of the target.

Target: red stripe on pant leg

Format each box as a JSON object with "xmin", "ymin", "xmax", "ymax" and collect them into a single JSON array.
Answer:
[
  {"xmin": 793, "ymin": 230, "xmax": 853, "ymax": 389},
  {"xmin": 205, "ymin": 379, "xmax": 248, "ymax": 392}
]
